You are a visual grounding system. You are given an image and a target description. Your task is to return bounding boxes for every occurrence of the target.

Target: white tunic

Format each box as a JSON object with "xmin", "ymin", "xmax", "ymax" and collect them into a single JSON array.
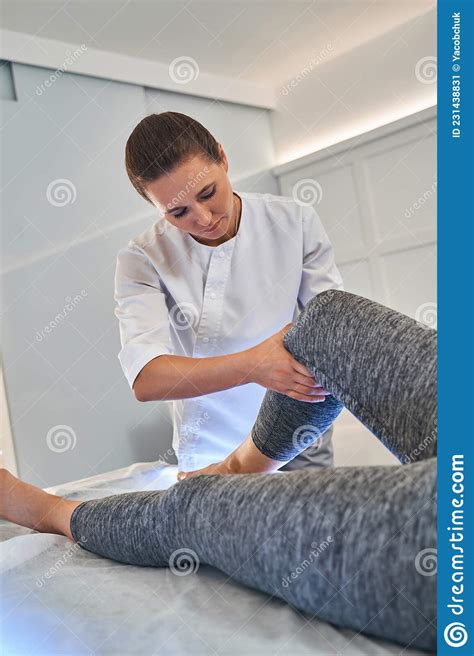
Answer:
[{"xmin": 114, "ymin": 191, "xmax": 343, "ymax": 471}]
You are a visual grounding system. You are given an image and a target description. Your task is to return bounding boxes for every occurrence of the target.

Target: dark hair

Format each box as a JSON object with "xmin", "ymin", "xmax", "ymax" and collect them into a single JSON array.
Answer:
[{"xmin": 125, "ymin": 112, "xmax": 223, "ymax": 204}]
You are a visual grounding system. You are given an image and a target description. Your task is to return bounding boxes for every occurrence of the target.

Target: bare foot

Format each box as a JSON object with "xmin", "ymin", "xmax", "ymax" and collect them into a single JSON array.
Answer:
[{"xmin": 0, "ymin": 468, "xmax": 81, "ymax": 541}]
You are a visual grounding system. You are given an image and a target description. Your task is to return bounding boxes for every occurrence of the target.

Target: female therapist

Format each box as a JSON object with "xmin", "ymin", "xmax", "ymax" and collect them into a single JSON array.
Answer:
[{"xmin": 114, "ymin": 111, "xmax": 343, "ymax": 474}]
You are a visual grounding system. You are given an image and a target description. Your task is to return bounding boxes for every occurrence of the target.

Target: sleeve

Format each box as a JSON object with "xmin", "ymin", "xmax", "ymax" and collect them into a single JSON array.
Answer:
[
  {"xmin": 114, "ymin": 244, "xmax": 173, "ymax": 390},
  {"xmin": 297, "ymin": 204, "xmax": 344, "ymax": 310}
]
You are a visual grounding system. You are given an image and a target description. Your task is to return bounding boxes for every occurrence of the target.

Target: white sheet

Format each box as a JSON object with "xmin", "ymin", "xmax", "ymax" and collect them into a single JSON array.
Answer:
[{"xmin": 0, "ymin": 461, "xmax": 433, "ymax": 655}]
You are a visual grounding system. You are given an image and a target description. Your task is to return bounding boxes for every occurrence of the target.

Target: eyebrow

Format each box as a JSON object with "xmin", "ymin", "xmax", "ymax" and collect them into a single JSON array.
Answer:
[{"xmin": 166, "ymin": 183, "xmax": 215, "ymax": 213}]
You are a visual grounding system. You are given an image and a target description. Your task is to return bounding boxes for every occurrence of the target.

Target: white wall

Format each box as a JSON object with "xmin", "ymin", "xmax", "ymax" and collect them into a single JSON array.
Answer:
[
  {"xmin": 275, "ymin": 107, "xmax": 436, "ymax": 316},
  {"xmin": 271, "ymin": 8, "xmax": 436, "ymax": 165}
]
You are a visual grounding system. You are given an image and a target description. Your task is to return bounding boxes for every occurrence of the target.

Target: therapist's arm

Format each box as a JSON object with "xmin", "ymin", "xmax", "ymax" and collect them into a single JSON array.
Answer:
[
  {"xmin": 133, "ymin": 350, "xmax": 252, "ymax": 402},
  {"xmin": 133, "ymin": 324, "xmax": 326, "ymax": 403}
]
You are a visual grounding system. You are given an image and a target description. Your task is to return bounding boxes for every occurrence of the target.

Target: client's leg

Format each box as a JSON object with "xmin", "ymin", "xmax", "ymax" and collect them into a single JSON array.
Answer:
[
  {"xmin": 66, "ymin": 460, "xmax": 436, "ymax": 651},
  {"xmin": 279, "ymin": 425, "xmax": 334, "ymax": 471},
  {"xmin": 252, "ymin": 290, "xmax": 437, "ymax": 464},
  {"xmin": 66, "ymin": 288, "xmax": 440, "ymax": 651},
  {"xmin": 0, "ymin": 456, "xmax": 436, "ymax": 651},
  {"xmin": 0, "ymin": 468, "xmax": 78, "ymax": 541}
]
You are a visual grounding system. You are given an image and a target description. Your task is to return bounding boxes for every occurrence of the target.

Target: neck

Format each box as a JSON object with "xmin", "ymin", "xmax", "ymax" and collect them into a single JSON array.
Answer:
[{"xmin": 232, "ymin": 192, "xmax": 242, "ymax": 236}]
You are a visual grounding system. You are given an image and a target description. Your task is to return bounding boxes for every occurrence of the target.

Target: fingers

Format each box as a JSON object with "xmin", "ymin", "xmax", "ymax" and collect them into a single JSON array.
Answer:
[
  {"xmin": 290, "ymin": 363, "xmax": 329, "ymax": 395},
  {"xmin": 287, "ymin": 391, "xmax": 327, "ymax": 403},
  {"xmin": 280, "ymin": 322, "xmax": 294, "ymax": 336},
  {"xmin": 292, "ymin": 375, "xmax": 329, "ymax": 394},
  {"xmin": 177, "ymin": 463, "xmax": 220, "ymax": 481},
  {"xmin": 297, "ymin": 374, "xmax": 323, "ymax": 389},
  {"xmin": 291, "ymin": 385, "xmax": 328, "ymax": 400},
  {"xmin": 291, "ymin": 359, "xmax": 320, "ymax": 384},
  {"xmin": 177, "ymin": 469, "xmax": 201, "ymax": 481},
  {"xmin": 285, "ymin": 379, "xmax": 329, "ymax": 403}
]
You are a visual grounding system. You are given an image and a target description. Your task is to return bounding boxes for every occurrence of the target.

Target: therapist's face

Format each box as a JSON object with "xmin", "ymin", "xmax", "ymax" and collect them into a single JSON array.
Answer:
[{"xmin": 144, "ymin": 144, "xmax": 238, "ymax": 244}]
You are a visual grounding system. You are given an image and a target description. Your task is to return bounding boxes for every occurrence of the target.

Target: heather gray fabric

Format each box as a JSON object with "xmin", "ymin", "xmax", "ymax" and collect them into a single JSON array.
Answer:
[
  {"xmin": 253, "ymin": 290, "xmax": 436, "ymax": 463},
  {"xmin": 280, "ymin": 425, "xmax": 335, "ymax": 471},
  {"xmin": 70, "ymin": 290, "xmax": 437, "ymax": 652}
]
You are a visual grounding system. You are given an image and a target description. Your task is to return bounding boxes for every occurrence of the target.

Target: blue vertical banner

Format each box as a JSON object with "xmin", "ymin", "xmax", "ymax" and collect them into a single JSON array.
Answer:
[{"xmin": 438, "ymin": 0, "xmax": 474, "ymax": 654}]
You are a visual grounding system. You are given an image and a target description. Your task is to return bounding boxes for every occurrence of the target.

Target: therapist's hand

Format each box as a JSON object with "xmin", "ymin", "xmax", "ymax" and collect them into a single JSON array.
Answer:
[{"xmin": 245, "ymin": 323, "xmax": 329, "ymax": 403}]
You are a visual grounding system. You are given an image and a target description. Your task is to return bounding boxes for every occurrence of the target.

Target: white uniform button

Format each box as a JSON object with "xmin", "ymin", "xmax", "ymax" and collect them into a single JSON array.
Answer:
[
  {"xmin": 210, "ymin": 292, "xmax": 216, "ymax": 299},
  {"xmin": 219, "ymin": 251, "xmax": 225, "ymax": 258},
  {"xmin": 202, "ymin": 337, "xmax": 209, "ymax": 343}
]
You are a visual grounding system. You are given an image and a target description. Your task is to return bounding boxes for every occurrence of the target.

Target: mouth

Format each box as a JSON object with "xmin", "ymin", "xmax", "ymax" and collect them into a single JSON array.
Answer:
[{"xmin": 204, "ymin": 220, "xmax": 222, "ymax": 234}]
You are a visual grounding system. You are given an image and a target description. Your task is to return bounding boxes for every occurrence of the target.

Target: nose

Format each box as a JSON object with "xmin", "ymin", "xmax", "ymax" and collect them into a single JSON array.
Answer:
[{"xmin": 194, "ymin": 206, "xmax": 213, "ymax": 228}]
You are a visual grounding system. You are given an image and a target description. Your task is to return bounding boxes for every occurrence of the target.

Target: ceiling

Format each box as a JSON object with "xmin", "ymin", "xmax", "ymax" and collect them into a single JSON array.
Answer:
[{"xmin": 1, "ymin": 0, "xmax": 435, "ymax": 88}]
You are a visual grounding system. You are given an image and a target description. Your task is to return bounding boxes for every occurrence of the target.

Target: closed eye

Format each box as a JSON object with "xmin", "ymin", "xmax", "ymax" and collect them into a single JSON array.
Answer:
[{"xmin": 173, "ymin": 187, "xmax": 216, "ymax": 218}]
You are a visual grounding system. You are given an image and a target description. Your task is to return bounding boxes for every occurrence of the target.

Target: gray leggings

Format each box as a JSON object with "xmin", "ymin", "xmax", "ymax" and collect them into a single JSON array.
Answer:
[{"xmin": 71, "ymin": 290, "xmax": 437, "ymax": 652}]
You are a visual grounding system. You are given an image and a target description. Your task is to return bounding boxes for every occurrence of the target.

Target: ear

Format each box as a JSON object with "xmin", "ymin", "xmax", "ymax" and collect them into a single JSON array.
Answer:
[{"xmin": 217, "ymin": 143, "xmax": 228, "ymax": 171}]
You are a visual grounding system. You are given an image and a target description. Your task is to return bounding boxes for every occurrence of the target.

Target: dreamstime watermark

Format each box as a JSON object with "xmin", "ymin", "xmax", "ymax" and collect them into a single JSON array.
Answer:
[
  {"xmin": 313, "ymin": 288, "xmax": 338, "ymax": 308},
  {"xmin": 36, "ymin": 536, "xmax": 87, "ymax": 587},
  {"xmin": 292, "ymin": 178, "xmax": 323, "ymax": 206},
  {"xmin": 184, "ymin": 412, "xmax": 210, "ymax": 437},
  {"xmin": 35, "ymin": 290, "xmax": 88, "ymax": 343},
  {"xmin": 169, "ymin": 548, "xmax": 200, "ymax": 576},
  {"xmin": 415, "ymin": 56, "xmax": 437, "ymax": 84},
  {"xmin": 400, "ymin": 429, "xmax": 436, "ymax": 464},
  {"xmin": 444, "ymin": 622, "xmax": 468, "ymax": 648},
  {"xmin": 170, "ymin": 302, "xmax": 200, "ymax": 332},
  {"xmin": 280, "ymin": 44, "xmax": 333, "ymax": 95},
  {"xmin": 292, "ymin": 424, "xmax": 323, "ymax": 452},
  {"xmin": 415, "ymin": 302, "xmax": 437, "ymax": 330},
  {"xmin": 155, "ymin": 165, "xmax": 215, "ymax": 240},
  {"xmin": 36, "ymin": 44, "xmax": 88, "ymax": 96},
  {"xmin": 404, "ymin": 179, "xmax": 437, "ymax": 219},
  {"xmin": 46, "ymin": 425, "xmax": 77, "ymax": 453},
  {"xmin": 169, "ymin": 56, "xmax": 199, "ymax": 84},
  {"xmin": 444, "ymin": 455, "xmax": 467, "ymax": 646},
  {"xmin": 159, "ymin": 446, "xmax": 177, "ymax": 462},
  {"xmin": 281, "ymin": 536, "xmax": 333, "ymax": 587},
  {"xmin": 160, "ymin": 411, "xmax": 210, "ymax": 458},
  {"xmin": 165, "ymin": 166, "xmax": 210, "ymax": 212},
  {"xmin": 415, "ymin": 547, "xmax": 437, "ymax": 576},
  {"xmin": 180, "ymin": 412, "xmax": 211, "ymax": 453},
  {"xmin": 46, "ymin": 179, "xmax": 77, "ymax": 207}
]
